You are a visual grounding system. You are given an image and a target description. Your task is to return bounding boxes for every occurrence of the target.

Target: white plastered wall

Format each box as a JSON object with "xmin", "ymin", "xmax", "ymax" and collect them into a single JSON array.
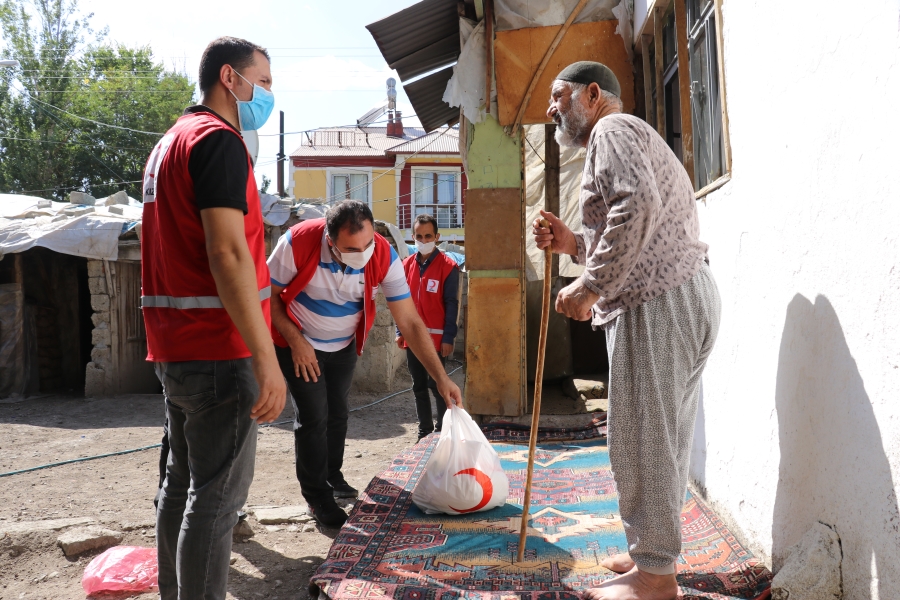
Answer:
[{"xmin": 690, "ymin": 1, "xmax": 900, "ymax": 598}]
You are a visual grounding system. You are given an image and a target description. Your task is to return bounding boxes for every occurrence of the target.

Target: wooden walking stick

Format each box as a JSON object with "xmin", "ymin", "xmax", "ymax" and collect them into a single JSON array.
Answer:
[{"xmin": 518, "ymin": 218, "xmax": 553, "ymax": 562}]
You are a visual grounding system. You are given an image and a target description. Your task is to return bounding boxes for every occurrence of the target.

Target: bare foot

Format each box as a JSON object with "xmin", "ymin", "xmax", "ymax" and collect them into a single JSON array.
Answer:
[
  {"xmin": 600, "ymin": 552, "xmax": 635, "ymax": 574},
  {"xmin": 583, "ymin": 567, "xmax": 678, "ymax": 600}
]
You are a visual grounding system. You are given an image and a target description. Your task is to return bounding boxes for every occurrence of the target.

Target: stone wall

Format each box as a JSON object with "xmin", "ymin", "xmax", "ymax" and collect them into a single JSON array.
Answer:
[
  {"xmin": 84, "ymin": 259, "xmax": 113, "ymax": 397},
  {"xmin": 352, "ymin": 291, "xmax": 406, "ymax": 393}
]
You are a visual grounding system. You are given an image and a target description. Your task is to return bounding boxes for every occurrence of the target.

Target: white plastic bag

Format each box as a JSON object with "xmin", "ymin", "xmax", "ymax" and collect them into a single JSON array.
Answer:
[{"xmin": 412, "ymin": 406, "xmax": 509, "ymax": 515}]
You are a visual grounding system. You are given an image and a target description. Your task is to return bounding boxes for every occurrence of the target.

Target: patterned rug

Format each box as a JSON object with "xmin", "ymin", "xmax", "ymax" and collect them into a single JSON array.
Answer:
[{"xmin": 311, "ymin": 430, "xmax": 771, "ymax": 600}]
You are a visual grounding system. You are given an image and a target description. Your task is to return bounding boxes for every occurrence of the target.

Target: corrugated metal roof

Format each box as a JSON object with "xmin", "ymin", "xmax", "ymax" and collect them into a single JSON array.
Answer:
[
  {"xmin": 403, "ymin": 67, "xmax": 459, "ymax": 132},
  {"xmin": 290, "ymin": 126, "xmax": 427, "ymax": 158},
  {"xmin": 386, "ymin": 127, "xmax": 459, "ymax": 154},
  {"xmin": 366, "ymin": 0, "xmax": 460, "ymax": 82}
]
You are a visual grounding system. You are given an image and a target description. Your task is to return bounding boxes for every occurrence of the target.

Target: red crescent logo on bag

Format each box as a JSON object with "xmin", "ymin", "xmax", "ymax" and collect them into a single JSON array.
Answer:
[{"xmin": 448, "ymin": 468, "xmax": 493, "ymax": 513}]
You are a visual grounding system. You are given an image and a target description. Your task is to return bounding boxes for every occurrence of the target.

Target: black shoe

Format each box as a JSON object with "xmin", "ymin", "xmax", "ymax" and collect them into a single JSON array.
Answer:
[
  {"xmin": 309, "ymin": 500, "xmax": 348, "ymax": 528},
  {"xmin": 328, "ymin": 479, "xmax": 359, "ymax": 499}
]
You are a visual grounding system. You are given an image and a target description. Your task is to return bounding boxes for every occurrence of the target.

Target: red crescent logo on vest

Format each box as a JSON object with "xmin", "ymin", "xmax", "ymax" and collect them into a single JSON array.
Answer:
[{"xmin": 448, "ymin": 468, "xmax": 493, "ymax": 513}]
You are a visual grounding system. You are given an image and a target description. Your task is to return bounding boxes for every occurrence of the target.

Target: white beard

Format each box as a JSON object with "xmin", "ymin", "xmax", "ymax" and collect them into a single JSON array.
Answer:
[{"xmin": 554, "ymin": 97, "xmax": 592, "ymax": 147}]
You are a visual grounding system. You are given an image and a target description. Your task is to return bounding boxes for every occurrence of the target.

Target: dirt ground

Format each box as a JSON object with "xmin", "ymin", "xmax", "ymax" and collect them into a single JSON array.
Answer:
[{"xmin": 0, "ymin": 361, "xmax": 465, "ymax": 600}]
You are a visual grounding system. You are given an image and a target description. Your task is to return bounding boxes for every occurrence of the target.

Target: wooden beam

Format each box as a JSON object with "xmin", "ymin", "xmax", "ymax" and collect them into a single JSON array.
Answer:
[
  {"xmin": 544, "ymin": 124, "xmax": 560, "ymax": 278},
  {"xmin": 641, "ymin": 35, "xmax": 654, "ymax": 128},
  {"xmin": 673, "ymin": 0, "xmax": 695, "ymax": 184},
  {"xmin": 653, "ymin": 7, "xmax": 666, "ymax": 139},
  {"xmin": 509, "ymin": 0, "xmax": 590, "ymax": 136},
  {"xmin": 484, "ymin": 0, "xmax": 493, "ymax": 113},
  {"xmin": 713, "ymin": 0, "xmax": 732, "ymax": 173}
]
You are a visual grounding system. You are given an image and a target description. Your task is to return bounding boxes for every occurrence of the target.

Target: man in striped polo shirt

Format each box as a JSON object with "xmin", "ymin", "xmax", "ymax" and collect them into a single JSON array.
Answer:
[{"xmin": 268, "ymin": 200, "xmax": 462, "ymax": 527}]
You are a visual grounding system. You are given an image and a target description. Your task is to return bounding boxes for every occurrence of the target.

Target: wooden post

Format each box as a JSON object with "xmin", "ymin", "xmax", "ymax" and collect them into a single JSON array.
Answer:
[
  {"xmin": 517, "ymin": 219, "xmax": 552, "ymax": 562},
  {"xmin": 673, "ymin": 0, "xmax": 695, "ymax": 183},
  {"xmin": 484, "ymin": 0, "xmax": 493, "ymax": 113},
  {"xmin": 653, "ymin": 7, "xmax": 666, "ymax": 139},
  {"xmin": 641, "ymin": 36, "xmax": 654, "ymax": 129},
  {"xmin": 544, "ymin": 125, "xmax": 560, "ymax": 278}
]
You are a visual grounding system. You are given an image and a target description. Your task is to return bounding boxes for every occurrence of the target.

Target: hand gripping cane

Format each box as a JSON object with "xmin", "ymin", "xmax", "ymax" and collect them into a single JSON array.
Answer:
[{"xmin": 518, "ymin": 218, "xmax": 552, "ymax": 562}]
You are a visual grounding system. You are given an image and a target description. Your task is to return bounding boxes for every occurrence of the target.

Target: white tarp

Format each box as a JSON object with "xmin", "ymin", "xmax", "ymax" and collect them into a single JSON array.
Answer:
[
  {"xmin": 523, "ymin": 125, "xmax": 586, "ymax": 281},
  {"xmin": 444, "ymin": 18, "xmax": 488, "ymax": 124},
  {"xmin": 260, "ymin": 192, "xmax": 292, "ymax": 226},
  {"xmin": 0, "ymin": 194, "xmax": 140, "ymax": 261},
  {"xmin": 494, "ymin": 0, "xmax": 620, "ymax": 31}
]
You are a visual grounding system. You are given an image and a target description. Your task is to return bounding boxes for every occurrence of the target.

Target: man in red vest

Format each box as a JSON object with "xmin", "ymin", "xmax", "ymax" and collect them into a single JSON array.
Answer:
[
  {"xmin": 268, "ymin": 201, "xmax": 462, "ymax": 528},
  {"xmin": 395, "ymin": 214, "xmax": 460, "ymax": 440},
  {"xmin": 141, "ymin": 37, "xmax": 285, "ymax": 600}
]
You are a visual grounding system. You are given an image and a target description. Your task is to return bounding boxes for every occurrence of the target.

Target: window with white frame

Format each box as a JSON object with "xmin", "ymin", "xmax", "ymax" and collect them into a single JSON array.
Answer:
[
  {"xmin": 687, "ymin": 0, "xmax": 726, "ymax": 190},
  {"xmin": 412, "ymin": 168, "xmax": 462, "ymax": 229},
  {"xmin": 332, "ymin": 172, "xmax": 368, "ymax": 203}
]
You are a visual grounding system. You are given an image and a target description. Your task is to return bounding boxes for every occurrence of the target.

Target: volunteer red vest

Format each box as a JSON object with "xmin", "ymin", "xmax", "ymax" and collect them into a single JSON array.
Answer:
[
  {"xmin": 140, "ymin": 111, "xmax": 270, "ymax": 362},
  {"xmin": 272, "ymin": 218, "xmax": 393, "ymax": 356},
  {"xmin": 402, "ymin": 250, "xmax": 458, "ymax": 351}
]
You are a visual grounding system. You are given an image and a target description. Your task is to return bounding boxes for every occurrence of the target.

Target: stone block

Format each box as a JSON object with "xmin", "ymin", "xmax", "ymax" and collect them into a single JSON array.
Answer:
[
  {"xmin": 108, "ymin": 205, "xmax": 126, "ymax": 215},
  {"xmin": 69, "ymin": 191, "xmax": 97, "ymax": 205},
  {"xmin": 374, "ymin": 306, "xmax": 396, "ymax": 328},
  {"xmin": 87, "ymin": 260, "xmax": 104, "ymax": 278},
  {"xmin": 0, "ymin": 517, "xmax": 95, "ymax": 536},
  {"xmin": 91, "ymin": 328, "xmax": 110, "ymax": 347},
  {"xmin": 233, "ymin": 519, "xmax": 255, "ymax": 541},
  {"xmin": 104, "ymin": 190, "xmax": 129, "ymax": 205},
  {"xmin": 90, "ymin": 347, "xmax": 111, "ymax": 364},
  {"xmin": 253, "ymin": 506, "xmax": 312, "ymax": 525},
  {"xmin": 90, "ymin": 294, "xmax": 110, "ymax": 312},
  {"xmin": 85, "ymin": 363, "xmax": 105, "ymax": 397},
  {"xmin": 64, "ymin": 206, "xmax": 95, "ymax": 217},
  {"xmin": 87, "ymin": 277, "xmax": 107, "ymax": 295},
  {"xmin": 91, "ymin": 311, "xmax": 110, "ymax": 328},
  {"xmin": 771, "ymin": 522, "xmax": 842, "ymax": 600},
  {"xmin": 57, "ymin": 526, "xmax": 122, "ymax": 557}
]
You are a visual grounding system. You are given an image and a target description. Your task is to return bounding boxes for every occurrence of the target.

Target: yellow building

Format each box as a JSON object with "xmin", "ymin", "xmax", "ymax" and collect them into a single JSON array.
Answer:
[{"xmin": 289, "ymin": 116, "xmax": 465, "ymax": 242}]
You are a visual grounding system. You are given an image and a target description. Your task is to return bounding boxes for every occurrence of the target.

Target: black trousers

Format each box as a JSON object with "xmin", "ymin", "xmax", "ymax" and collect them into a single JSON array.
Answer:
[
  {"xmin": 275, "ymin": 342, "xmax": 357, "ymax": 506},
  {"xmin": 406, "ymin": 348, "xmax": 447, "ymax": 438}
]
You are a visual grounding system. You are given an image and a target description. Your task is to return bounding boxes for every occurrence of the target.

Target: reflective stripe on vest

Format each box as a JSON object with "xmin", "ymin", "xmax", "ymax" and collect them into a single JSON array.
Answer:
[
  {"xmin": 426, "ymin": 328, "xmax": 444, "ymax": 336},
  {"xmin": 142, "ymin": 287, "xmax": 271, "ymax": 309}
]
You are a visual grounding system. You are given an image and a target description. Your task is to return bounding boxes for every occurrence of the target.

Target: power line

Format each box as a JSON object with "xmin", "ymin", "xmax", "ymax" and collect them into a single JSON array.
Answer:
[
  {"xmin": 4, "ymin": 76, "xmax": 166, "ymax": 135},
  {"xmin": 0, "ymin": 135, "xmax": 154, "ymax": 151}
]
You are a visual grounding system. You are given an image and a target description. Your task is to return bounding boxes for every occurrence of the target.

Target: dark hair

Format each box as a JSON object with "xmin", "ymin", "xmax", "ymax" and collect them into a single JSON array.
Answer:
[
  {"xmin": 326, "ymin": 200, "xmax": 374, "ymax": 241},
  {"xmin": 414, "ymin": 213, "xmax": 438, "ymax": 235},
  {"xmin": 198, "ymin": 37, "xmax": 270, "ymax": 95}
]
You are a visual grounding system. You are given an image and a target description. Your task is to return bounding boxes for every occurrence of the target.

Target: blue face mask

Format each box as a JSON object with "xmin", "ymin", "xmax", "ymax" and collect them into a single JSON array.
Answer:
[{"xmin": 229, "ymin": 69, "xmax": 274, "ymax": 131}]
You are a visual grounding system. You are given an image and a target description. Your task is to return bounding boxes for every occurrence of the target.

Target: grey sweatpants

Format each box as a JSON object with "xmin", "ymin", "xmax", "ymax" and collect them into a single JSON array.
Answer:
[{"xmin": 605, "ymin": 262, "xmax": 721, "ymax": 575}]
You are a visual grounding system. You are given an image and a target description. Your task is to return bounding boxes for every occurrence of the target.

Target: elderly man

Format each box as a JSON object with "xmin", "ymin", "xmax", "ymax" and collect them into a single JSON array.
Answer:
[{"xmin": 533, "ymin": 61, "xmax": 721, "ymax": 600}]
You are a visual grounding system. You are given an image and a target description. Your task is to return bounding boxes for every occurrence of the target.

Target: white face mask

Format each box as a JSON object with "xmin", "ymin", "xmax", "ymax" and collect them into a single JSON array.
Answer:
[
  {"xmin": 330, "ymin": 239, "xmax": 375, "ymax": 270},
  {"xmin": 415, "ymin": 240, "xmax": 436, "ymax": 255}
]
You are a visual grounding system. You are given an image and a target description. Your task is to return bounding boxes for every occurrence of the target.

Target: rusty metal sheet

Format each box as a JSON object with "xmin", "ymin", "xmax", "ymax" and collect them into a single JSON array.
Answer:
[
  {"xmin": 494, "ymin": 20, "xmax": 636, "ymax": 126},
  {"xmin": 465, "ymin": 277, "xmax": 524, "ymax": 416},
  {"xmin": 465, "ymin": 188, "xmax": 523, "ymax": 271}
]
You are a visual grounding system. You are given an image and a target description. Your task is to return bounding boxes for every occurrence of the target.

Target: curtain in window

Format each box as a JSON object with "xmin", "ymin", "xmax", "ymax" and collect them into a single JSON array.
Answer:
[{"xmin": 333, "ymin": 174, "xmax": 368, "ymax": 202}]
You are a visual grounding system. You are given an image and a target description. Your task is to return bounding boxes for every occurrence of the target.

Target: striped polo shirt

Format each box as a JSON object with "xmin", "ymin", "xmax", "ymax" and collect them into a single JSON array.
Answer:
[{"xmin": 267, "ymin": 231, "xmax": 410, "ymax": 352}]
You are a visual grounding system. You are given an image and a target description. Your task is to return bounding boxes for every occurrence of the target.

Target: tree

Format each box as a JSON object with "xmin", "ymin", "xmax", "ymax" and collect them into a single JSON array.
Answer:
[
  {"xmin": 0, "ymin": 0, "xmax": 194, "ymax": 200},
  {"xmin": 260, "ymin": 174, "xmax": 271, "ymax": 194}
]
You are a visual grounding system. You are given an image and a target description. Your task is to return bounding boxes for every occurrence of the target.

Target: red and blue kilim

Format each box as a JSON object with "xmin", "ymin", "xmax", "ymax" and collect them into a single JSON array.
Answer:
[{"xmin": 311, "ymin": 426, "xmax": 771, "ymax": 600}]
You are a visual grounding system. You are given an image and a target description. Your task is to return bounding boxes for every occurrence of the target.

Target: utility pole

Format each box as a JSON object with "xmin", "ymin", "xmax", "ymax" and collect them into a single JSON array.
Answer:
[{"xmin": 277, "ymin": 110, "xmax": 285, "ymax": 197}]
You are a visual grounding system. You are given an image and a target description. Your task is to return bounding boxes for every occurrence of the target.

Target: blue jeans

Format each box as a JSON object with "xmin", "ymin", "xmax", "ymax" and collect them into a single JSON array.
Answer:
[
  {"xmin": 275, "ymin": 342, "xmax": 357, "ymax": 505},
  {"xmin": 154, "ymin": 359, "xmax": 258, "ymax": 600}
]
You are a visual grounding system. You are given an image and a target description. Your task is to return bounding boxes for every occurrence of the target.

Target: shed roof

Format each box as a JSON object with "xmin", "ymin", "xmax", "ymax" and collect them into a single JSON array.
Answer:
[
  {"xmin": 366, "ymin": 0, "xmax": 461, "ymax": 132},
  {"xmin": 366, "ymin": 0, "xmax": 460, "ymax": 81},
  {"xmin": 386, "ymin": 127, "xmax": 459, "ymax": 155}
]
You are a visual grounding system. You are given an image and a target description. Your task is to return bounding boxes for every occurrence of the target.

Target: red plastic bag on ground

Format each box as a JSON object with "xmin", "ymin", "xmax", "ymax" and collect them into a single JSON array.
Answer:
[{"xmin": 82, "ymin": 546, "xmax": 158, "ymax": 595}]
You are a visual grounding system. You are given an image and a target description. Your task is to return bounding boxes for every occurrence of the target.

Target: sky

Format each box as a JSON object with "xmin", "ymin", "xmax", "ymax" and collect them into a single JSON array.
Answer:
[{"xmin": 79, "ymin": 0, "xmax": 424, "ymax": 191}]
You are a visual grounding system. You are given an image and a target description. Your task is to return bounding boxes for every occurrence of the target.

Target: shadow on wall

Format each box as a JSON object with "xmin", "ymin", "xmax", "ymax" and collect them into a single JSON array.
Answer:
[{"xmin": 773, "ymin": 294, "xmax": 900, "ymax": 598}]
